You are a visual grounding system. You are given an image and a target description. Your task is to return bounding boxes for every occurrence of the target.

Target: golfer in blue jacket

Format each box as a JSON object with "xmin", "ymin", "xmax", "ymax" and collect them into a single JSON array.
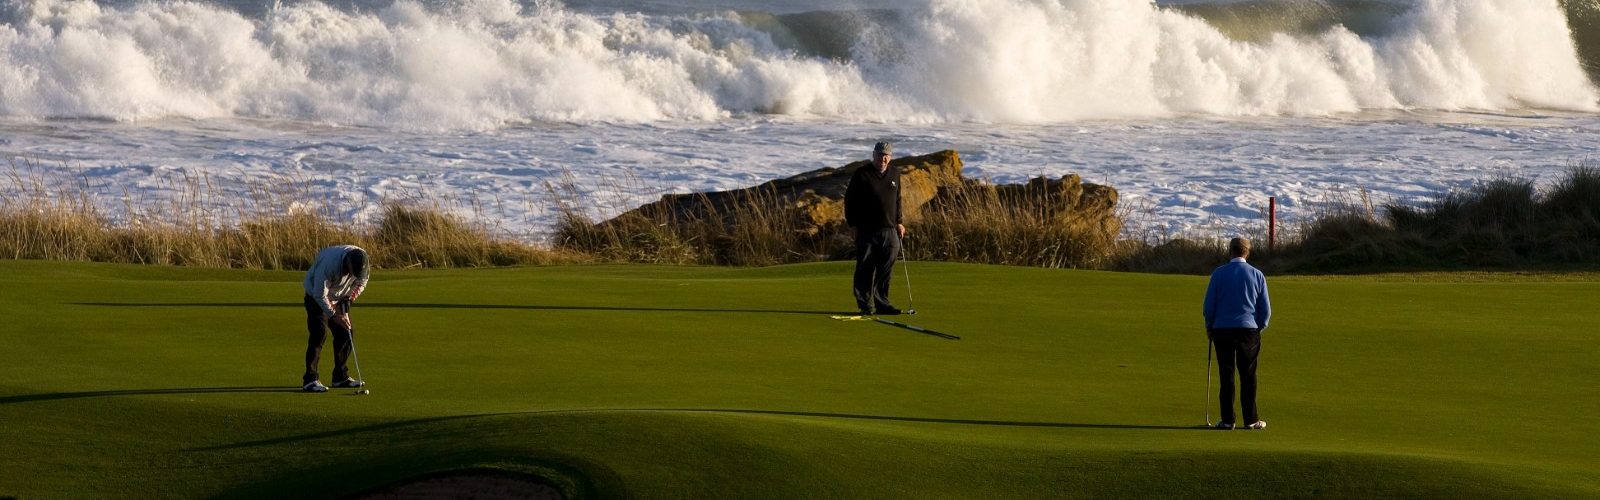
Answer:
[{"xmin": 1203, "ymin": 237, "xmax": 1271, "ymax": 430}]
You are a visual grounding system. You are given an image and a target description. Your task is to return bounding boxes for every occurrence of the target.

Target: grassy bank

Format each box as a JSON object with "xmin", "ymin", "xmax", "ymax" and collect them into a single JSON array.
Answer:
[
  {"xmin": 2, "ymin": 260, "xmax": 1597, "ymax": 498},
  {"xmin": 8, "ymin": 162, "xmax": 1600, "ymax": 274}
]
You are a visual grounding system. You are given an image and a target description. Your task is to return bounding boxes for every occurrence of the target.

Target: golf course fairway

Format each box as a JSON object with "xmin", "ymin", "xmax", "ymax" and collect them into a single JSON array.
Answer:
[{"xmin": 2, "ymin": 260, "xmax": 1596, "ymax": 499}]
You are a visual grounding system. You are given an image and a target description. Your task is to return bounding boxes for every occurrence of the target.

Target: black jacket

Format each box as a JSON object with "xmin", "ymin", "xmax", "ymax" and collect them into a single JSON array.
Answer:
[{"xmin": 845, "ymin": 164, "xmax": 901, "ymax": 230}]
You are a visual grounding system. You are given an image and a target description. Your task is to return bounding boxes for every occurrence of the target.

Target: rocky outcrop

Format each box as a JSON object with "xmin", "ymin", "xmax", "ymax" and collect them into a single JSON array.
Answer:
[
  {"xmin": 594, "ymin": 149, "xmax": 1120, "ymax": 261},
  {"xmin": 930, "ymin": 173, "xmax": 1122, "ymax": 235},
  {"xmin": 618, "ymin": 150, "xmax": 967, "ymax": 239}
]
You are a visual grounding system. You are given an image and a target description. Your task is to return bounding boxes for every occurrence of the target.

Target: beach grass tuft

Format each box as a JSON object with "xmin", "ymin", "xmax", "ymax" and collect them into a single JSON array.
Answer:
[
  {"xmin": 0, "ymin": 160, "xmax": 579, "ymax": 269},
  {"xmin": 1278, "ymin": 165, "xmax": 1600, "ymax": 271}
]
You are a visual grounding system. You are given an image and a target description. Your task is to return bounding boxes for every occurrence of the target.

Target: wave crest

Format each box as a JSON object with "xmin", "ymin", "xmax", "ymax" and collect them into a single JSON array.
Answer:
[{"xmin": 0, "ymin": 0, "xmax": 1593, "ymax": 130}]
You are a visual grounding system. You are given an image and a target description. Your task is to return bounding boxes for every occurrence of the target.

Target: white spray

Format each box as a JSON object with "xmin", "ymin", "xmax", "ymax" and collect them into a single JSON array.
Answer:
[{"xmin": 0, "ymin": 0, "xmax": 1593, "ymax": 130}]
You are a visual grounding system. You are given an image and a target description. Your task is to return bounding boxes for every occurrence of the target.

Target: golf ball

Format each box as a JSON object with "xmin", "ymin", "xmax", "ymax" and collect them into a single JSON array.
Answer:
[{"xmin": 356, "ymin": 389, "xmax": 370, "ymax": 395}]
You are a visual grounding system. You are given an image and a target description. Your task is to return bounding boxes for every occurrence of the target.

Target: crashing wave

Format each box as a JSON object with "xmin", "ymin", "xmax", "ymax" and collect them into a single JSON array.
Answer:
[{"xmin": 0, "ymin": 0, "xmax": 1593, "ymax": 130}]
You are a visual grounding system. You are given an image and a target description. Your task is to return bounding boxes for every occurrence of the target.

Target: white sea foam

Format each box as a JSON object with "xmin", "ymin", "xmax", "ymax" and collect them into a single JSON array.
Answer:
[
  {"xmin": 878, "ymin": 0, "xmax": 1598, "ymax": 121},
  {"xmin": 0, "ymin": 0, "xmax": 1594, "ymax": 130},
  {"xmin": 4, "ymin": 112, "xmax": 1597, "ymax": 241}
]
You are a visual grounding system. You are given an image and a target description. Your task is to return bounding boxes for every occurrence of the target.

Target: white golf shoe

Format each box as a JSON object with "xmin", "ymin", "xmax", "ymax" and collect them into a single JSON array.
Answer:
[
  {"xmin": 302, "ymin": 381, "xmax": 329, "ymax": 392},
  {"xmin": 332, "ymin": 378, "xmax": 365, "ymax": 388}
]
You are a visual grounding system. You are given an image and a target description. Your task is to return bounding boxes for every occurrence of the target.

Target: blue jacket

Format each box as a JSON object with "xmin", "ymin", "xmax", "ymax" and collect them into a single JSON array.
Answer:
[{"xmin": 1203, "ymin": 259, "xmax": 1271, "ymax": 331}]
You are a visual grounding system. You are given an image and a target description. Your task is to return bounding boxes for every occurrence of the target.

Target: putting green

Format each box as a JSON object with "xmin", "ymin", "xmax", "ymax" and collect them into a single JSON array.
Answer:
[{"xmin": 1, "ymin": 260, "xmax": 1596, "ymax": 498}]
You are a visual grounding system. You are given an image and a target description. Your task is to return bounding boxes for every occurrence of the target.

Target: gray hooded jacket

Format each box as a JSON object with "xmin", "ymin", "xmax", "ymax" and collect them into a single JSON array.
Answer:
[{"xmin": 303, "ymin": 245, "xmax": 369, "ymax": 316}]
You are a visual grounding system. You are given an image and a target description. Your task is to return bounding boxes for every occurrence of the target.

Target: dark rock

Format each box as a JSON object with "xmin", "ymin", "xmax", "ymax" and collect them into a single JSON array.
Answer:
[
  {"xmin": 594, "ymin": 149, "xmax": 1120, "ymax": 261},
  {"xmin": 616, "ymin": 150, "xmax": 966, "ymax": 240}
]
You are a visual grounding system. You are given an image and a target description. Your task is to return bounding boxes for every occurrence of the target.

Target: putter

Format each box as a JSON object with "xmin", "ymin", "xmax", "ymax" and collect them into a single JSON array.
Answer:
[
  {"xmin": 349, "ymin": 328, "xmax": 368, "ymax": 395},
  {"xmin": 1205, "ymin": 339, "xmax": 1213, "ymax": 426},
  {"xmin": 861, "ymin": 231, "xmax": 914, "ymax": 316},
  {"xmin": 900, "ymin": 232, "xmax": 916, "ymax": 315},
  {"xmin": 344, "ymin": 303, "xmax": 369, "ymax": 395}
]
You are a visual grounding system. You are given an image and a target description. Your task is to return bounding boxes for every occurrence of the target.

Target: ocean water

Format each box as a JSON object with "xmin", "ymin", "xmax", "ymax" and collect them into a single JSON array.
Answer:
[{"xmin": 2, "ymin": 0, "xmax": 1597, "ymax": 240}]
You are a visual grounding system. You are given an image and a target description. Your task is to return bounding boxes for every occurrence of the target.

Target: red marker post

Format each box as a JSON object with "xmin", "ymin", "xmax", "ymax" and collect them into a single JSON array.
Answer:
[{"xmin": 1268, "ymin": 196, "xmax": 1277, "ymax": 250}]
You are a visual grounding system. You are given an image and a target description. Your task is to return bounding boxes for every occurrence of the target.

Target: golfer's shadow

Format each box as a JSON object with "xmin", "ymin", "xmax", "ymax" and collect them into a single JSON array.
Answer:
[
  {"xmin": 71, "ymin": 302, "xmax": 855, "ymax": 316},
  {"xmin": 671, "ymin": 409, "xmax": 1201, "ymax": 431},
  {"xmin": 0, "ymin": 386, "xmax": 302, "ymax": 405},
  {"xmin": 203, "ymin": 408, "xmax": 1200, "ymax": 451}
]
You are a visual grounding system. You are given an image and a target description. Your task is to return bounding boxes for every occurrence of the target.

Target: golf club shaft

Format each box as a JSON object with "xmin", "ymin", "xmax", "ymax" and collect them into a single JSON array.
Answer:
[
  {"xmin": 344, "ymin": 301, "xmax": 363, "ymax": 383},
  {"xmin": 350, "ymin": 328, "xmax": 363, "ymax": 383},
  {"xmin": 900, "ymin": 232, "xmax": 913, "ymax": 311},
  {"xmin": 1205, "ymin": 338, "xmax": 1213, "ymax": 426}
]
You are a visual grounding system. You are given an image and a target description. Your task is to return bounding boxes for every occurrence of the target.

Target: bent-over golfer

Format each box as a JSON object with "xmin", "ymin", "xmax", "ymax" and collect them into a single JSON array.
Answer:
[
  {"xmin": 1203, "ymin": 237, "xmax": 1271, "ymax": 430},
  {"xmin": 301, "ymin": 245, "xmax": 370, "ymax": 392},
  {"xmin": 845, "ymin": 141, "xmax": 906, "ymax": 315}
]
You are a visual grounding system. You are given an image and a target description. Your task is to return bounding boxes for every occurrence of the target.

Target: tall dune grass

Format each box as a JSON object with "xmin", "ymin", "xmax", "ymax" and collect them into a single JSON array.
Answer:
[
  {"xmin": 1277, "ymin": 166, "xmax": 1600, "ymax": 271},
  {"xmin": 551, "ymin": 182, "xmax": 840, "ymax": 266},
  {"xmin": 1106, "ymin": 166, "xmax": 1600, "ymax": 274},
  {"xmin": 0, "ymin": 161, "xmax": 580, "ymax": 270},
  {"xmin": 907, "ymin": 179, "xmax": 1121, "ymax": 268},
  {"xmin": 10, "ymin": 158, "xmax": 1600, "ymax": 274}
]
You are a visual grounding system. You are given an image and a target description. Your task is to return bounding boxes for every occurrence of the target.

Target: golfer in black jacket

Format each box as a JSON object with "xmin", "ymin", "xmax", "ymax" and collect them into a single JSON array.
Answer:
[{"xmin": 845, "ymin": 142, "xmax": 906, "ymax": 315}]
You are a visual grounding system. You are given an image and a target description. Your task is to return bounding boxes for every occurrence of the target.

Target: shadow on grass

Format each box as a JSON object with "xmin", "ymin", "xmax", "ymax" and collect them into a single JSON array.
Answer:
[
  {"xmin": 0, "ymin": 386, "xmax": 302, "ymax": 405},
  {"xmin": 201, "ymin": 408, "xmax": 1198, "ymax": 451},
  {"xmin": 71, "ymin": 302, "xmax": 852, "ymax": 316}
]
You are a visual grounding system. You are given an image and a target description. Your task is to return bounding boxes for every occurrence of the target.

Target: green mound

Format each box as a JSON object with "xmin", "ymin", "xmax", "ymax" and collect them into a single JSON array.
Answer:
[{"xmin": 2, "ymin": 261, "xmax": 1596, "ymax": 498}]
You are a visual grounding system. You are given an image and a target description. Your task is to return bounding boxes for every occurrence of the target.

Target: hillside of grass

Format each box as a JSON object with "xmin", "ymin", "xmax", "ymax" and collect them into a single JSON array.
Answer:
[{"xmin": 1, "ymin": 260, "xmax": 1597, "ymax": 498}]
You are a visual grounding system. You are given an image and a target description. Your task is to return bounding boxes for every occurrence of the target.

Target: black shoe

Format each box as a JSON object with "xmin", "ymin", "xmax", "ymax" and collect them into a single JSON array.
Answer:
[
  {"xmin": 859, "ymin": 309, "xmax": 873, "ymax": 316},
  {"xmin": 875, "ymin": 306, "xmax": 903, "ymax": 315}
]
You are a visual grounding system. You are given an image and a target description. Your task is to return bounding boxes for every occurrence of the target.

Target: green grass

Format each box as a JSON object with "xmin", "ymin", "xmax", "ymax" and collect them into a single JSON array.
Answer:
[{"xmin": 2, "ymin": 260, "xmax": 1597, "ymax": 499}]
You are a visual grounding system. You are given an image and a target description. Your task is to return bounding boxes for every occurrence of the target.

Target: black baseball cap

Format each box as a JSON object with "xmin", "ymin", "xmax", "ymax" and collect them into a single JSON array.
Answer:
[{"xmin": 344, "ymin": 248, "xmax": 370, "ymax": 280}]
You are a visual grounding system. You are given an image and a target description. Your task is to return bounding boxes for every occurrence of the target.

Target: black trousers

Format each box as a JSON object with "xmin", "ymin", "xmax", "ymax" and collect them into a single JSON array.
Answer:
[
  {"xmin": 1212, "ymin": 328, "xmax": 1262, "ymax": 425},
  {"xmin": 852, "ymin": 227, "xmax": 901, "ymax": 312},
  {"xmin": 303, "ymin": 295, "xmax": 352, "ymax": 385}
]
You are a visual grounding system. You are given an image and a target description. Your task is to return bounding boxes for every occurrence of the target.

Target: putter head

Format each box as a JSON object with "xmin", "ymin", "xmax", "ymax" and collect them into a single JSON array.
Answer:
[{"xmin": 905, "ymin": 309, "xmax": 916, "ymax": 315}]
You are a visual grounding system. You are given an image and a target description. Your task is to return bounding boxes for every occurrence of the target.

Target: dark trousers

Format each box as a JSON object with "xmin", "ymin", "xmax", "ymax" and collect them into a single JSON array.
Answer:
[
  {"xmin": 303, "ymin": 295, "xmax": 352, "ymax": 385},
  {"xmin": 853, "ymin": 227, "xmax": 901, "ymax": 312},
  {"xmin": 1212, "ymin": 328, "xmax": 1262, "ymax": 425}
]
